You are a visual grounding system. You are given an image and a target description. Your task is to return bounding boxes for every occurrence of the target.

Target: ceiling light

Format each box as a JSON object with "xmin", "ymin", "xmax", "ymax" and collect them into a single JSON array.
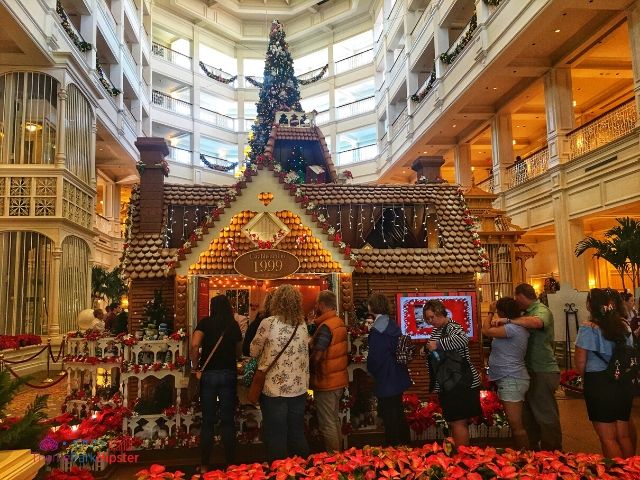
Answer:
[
  {"xmin": 402, "ymin": 170, "xmax": 406, "ymax": 174},
  {"xmin": 423, "ymin": 151, "xmax": 427, "ymax": 154},
  {"xmin": 572, "ymin": 100, "xmax": 577, "ymax": 107},
  {"xmin": 492, "ymin": 87, "xmax": 497, "ymax": 90},
  {"xmin": 24, "ymin": 122, "xmax": 41, "ymax": 132},
  {"xmin": 554, "ymin": 29, "xmax": 560, "ymax": 33},
  {"xmin": 512, "ymin": 139, "xmax": 516, "ymax": 145},
  {"xmin": 452, "ymin": 124, "xmax": 457, "ymax": 128}
]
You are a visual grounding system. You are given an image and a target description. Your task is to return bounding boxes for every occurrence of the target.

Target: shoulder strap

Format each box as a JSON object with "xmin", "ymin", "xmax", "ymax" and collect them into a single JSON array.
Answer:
[
  {"xmin": 265, "ymin": 324, "xmax": 299, "ymax": 374},
  {"xmin": 200, "ymin": 330, "xmax": 226, "ymax": 371}
]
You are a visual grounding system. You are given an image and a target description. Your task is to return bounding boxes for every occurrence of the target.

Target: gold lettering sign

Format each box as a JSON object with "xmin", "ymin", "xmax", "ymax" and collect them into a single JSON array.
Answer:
[{"xmin": 234, "ymin": 249, "xmax": 300, "ymax": 280}]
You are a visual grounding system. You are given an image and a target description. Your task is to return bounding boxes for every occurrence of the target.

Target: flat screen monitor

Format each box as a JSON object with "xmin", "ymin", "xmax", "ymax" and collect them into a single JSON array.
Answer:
[{"xmin": 396, "ymin": 292, "xmax": 476, "ymax": 341}]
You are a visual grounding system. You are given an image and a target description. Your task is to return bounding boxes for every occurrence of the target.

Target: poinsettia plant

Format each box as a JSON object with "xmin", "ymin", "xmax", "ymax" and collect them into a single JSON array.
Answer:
[{"xmin": 0, "ymin": 334, "xmax": 41, "ymax": 350}]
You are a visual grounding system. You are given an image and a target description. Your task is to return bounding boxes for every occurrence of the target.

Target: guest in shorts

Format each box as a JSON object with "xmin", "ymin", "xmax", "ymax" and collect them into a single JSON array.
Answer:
[
  {"xmin": 424, "ymin": 299, "xmax": 481, "ymax": 446},
  {"xmin": 482, "ymin": 297, "xmax": 530, "ymax": 448},
  {"xmin": 575, "ymin": 288, "xmax": 636, "ymax": 458}
]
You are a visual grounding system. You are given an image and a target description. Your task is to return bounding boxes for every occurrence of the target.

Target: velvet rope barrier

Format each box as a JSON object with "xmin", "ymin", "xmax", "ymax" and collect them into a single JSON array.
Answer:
[
  {"xmin": 0, "ymin": 345, "xmax": 48, "ymax": 364},
  {"xmin": 49, "ymin": 340, "xmax": 66, "ymax": 363},
  {"xmin": 4, "ymin": 363, "xmax": 68, "ymax": 389}
]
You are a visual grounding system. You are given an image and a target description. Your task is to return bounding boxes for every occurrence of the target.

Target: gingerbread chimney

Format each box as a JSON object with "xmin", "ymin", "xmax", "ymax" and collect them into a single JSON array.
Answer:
[
  {"xmin": 411, "ymin": 156, "xmax": 445, "ymax": 182},
  {"xmin": 135, "ymin": 137, "xmax": 169, "ymax": 233}
]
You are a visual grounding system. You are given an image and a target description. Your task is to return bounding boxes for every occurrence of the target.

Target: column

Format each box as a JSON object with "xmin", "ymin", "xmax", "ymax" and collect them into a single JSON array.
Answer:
[
  {"xmin": 552, "ymin": 190, "xmax": 589, "ymax": 290},
  {"xmin": 48, "ymin": 247, "xmax": 62, "ymax": 336},
  {"xmin": 627, "ymin": 1, "xmax": 640, "ymax": 123},
  {"xmin": 490, "ymin": 113, "xmax": 514, "ymax": 193},
  {"xmin": 90, "ymin": 119, "xmax": 97, "ymax": 189},
  {"xmin": 55, "ymin": 87, "xmax": 67, "ymax": 167},
  {"xmin": 543, "ymin": 67, "xmax": 575, "ymax": 167},
  {"xmin": 454, "ymin": 143, "xmax": 473, "ymax": 188},
  {"xmin": 433, "ymin": 7, "xmax": 449, "ymax": 79},
  {"xmin": 475, "ymin": 0, "xmax": 491, "ymax": 24},
  {"xmin": 327, "ymin": 32, "xmax": 335, "ymax": 77}
]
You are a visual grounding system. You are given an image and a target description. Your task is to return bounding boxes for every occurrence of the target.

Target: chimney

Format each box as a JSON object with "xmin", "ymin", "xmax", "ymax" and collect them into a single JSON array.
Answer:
[
  {"xmin": 411, "ymin": 156, "xmax": 445, "ymax": 182},
  {"xmin": 135, "ymin": 137, "xmax": 169, "ymax": 233}
]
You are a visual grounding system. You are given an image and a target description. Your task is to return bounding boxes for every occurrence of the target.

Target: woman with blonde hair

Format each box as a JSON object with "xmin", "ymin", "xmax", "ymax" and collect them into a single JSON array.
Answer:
[{"xmin": 250, "ymin": 284, "xmax": 309, "ymax": 461}]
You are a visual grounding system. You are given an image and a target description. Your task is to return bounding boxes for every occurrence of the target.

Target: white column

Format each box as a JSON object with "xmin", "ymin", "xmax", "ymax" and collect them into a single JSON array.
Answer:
[
  {"xmin": 552, "ymin": 190, "xmax": 589, "ymax": 290},
  {"xmin": 543, "ymin": 67, "xmax": 575, "ymax": 167},
  {"xmin": 55, "ymin": 88, "xmax": 67, "ymax": 167},
  {"xmin": 454, "ymin": 143, "xmax": 473, "ymax": 188},
  {"xmin": 48, "ymin": 247, "xmax": 62, "ymax": 336},
  {"xmin": 434, "ymin": 15, "xmax": 449, "ymax": 79},
  {"xmin": 90, "ymin": 119, "xmax": 97, "ymax": 188},
  {"xmin": 490, "ymin": 113, "xmax": 513, "ymax": 193},
  {"xmin": 627, "ymin": 1, "xmax": 640, "ymax": 124}
]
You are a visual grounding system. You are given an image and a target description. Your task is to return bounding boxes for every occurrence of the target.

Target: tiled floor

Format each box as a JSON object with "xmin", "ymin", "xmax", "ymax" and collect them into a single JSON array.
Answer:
[{"xmin": 7, "ymin": 377, "xmax": 640, "ymax": 478}]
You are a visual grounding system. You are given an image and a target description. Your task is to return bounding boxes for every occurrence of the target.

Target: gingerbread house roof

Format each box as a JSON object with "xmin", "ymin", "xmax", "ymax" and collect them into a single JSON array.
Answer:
[
  {"xmin": 123, "ymin": 160, "xmax": 484, "ymax": 279},
  {"xmin": 264, "ymin": 124, "xmax": 338, "ymax": 182}
]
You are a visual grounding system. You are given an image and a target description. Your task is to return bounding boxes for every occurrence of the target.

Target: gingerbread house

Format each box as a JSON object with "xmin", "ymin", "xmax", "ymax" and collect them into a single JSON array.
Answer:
[{"xmin": 122, "ymin": 120, "xmax": 487, "ymax": 408}]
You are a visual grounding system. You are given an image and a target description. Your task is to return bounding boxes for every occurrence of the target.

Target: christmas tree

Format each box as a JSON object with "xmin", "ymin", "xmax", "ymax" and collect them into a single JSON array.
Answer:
[
  {"xmin": 247, "ymin": 20, "xmax": 303, "ymax": 165},
  {"xmin": 287, "ymin": 145, "xmax": 306, "ymax": 182}
]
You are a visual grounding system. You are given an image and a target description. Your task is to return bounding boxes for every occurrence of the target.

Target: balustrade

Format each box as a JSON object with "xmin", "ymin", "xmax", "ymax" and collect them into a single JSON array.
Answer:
[
  {"xmin": 152, "ymin": 90, "xmax": 192, "ymax": 116},
  {"xmin": 476, "ymin": 175, "xmax": 495, "ymax": 193},
  {"xmin": 336, "ymin": 144, "xmax": 378, "ymax": 165},
  {"xmin": 167, "ymin": 146, "xmax": 192, "ymax": 164},
  {"xmin": 334, "ymin": 49, "xmax": 374, "ymax": 75},
  {"xmin": 336, "ymin": 96, "xmax": 375, "ymax": 120},
  {"xmin": 390, "ymin": 107, "xmax": 408, "ymax": 138},
  {"xmin": 568, "ymin": 100, "xmax": 637, "ymax": 160},
  {"xmin": 200, "ymin": 107, "xmax": 235, "ymax": 130},
  {"xmin": 152, "ymin": 42, "xmax": 192, "ymax": 69},
  {"xmin": 507, "ymin": 147, "xmax": 549, "ymax": 188}
]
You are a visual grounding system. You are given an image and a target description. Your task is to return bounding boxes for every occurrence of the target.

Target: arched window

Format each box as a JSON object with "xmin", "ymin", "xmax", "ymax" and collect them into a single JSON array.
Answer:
[
  {"xmin": 58, "ymin": 235, "xmax": 90, "ymax": 334},
  {"xmin": 0, "ymin": 72, "xmax": 58, "ymax": 165},
  {"xmin": 65, "ymin": 85, "xmax": 92, "ymax": 183},
  {"xmin": 0, "ymin": 231, "xmax": 53, "ymax": 335}
]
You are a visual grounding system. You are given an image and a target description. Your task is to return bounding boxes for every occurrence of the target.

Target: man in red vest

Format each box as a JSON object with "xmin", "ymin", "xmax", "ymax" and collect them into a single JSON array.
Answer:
[{"xmin": 310, "ymin": 290, "xmax": 349, "ymax": 452}]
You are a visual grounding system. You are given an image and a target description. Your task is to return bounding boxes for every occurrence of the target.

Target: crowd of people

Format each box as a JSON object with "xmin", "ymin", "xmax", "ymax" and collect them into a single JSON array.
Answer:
[
  {"xmin": 187, "ymin": 282, "xmax": 639, "ymax": 472},
  {"xmin": 91, "ymin": 301, "xmax": 128, "ymax": 335}
]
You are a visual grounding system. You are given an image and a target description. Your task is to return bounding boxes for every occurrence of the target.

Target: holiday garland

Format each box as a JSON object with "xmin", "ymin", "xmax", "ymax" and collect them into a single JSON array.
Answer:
[
  {"xmin": 483, "ymin": 0, "xmax": 502, "ymax": 5},
  {"xmin": 411, "ymin": 71, "xmax": 436, "ymax": 103},
  {"xmin": 199, "ymin": 153, "xmax": 237, "ymax": 172},
  {"xmin": 95, "ymin": 61, "xmax": 121, "ymax": 97},
  {"xmin": 439, "ymin": 14, "xmax": 477, "ymax": 65},
  {"xmin": 298, "ymin": 64, "xmax": 329, "ymax": 85},
  {"xmin": 198, "ymin": 61, "xmax": 238, "ymax": 85},
  {"xmin": 456, "ymin": 186, "xmax": 490, "ymax": 272},
  {"xmin": 56, "ymin": 1, "xmax": 92, "ymax": 53},
  {"xmin": 244, "ymin": 76, "xmax": 263, "ymax": 88}
]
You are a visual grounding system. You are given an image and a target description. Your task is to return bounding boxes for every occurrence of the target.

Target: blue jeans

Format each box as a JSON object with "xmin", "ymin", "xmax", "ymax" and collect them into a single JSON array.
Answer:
[
  {"xmin": 200, "ymin": 369, "xmax": 237, "ymax": 466},
  {"xmin": 260, "ymin": 393, "xmax": 309, "ymax": 461}
]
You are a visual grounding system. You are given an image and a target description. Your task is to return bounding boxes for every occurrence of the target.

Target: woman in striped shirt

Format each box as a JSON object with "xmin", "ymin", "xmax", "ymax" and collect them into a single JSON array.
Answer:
[{"xmin": 424, "ymin": 299, "xmax": 481, "ymax": 446}]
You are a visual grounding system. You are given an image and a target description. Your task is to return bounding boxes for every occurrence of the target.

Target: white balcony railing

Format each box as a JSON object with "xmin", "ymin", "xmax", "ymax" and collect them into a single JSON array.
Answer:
[
  {"xmin": 389, "ymin": 46, "xmax": 406, "ymax": 85},
  {"xmin": 507, "ymin": 147, "xmax": 549, "ymax": 188},
  {"xmin": 122, "ymin": 106, "xmax": 136, "ymax": 131},
  {"xmin": 476, "ymin": 175, "xmax": 495, "ymax": 194},
  {"xmin": 243, "ymin": 118, "xmax": 255, "ymax": 131},
  {"xmin": 568, "ymin": 100, "xmax": 638, "ymax": 160},
  {"xmin": 334, "ymin": 49, "xmax": 374, "ymax": 75},
  {"xmin": 200, "ymin": 107, "xmax": 235, "ymax": 131},
  {"xmin": 335, "ymin": 96, "xmax": 375, "ymax": 120},
  {"xmin": 390, "ymin": 107, "xmax": 408, "ymax": 138},
  {"xmin": 95, "ymin": 214, "xmax": 122, "ymax": 238},
  {"xmin": 167, "ymin": 146, "xmax": 192, "ymax": 164},
  {"xmin": 152, "ymin": 42, "xmax": 192, "ymax": 70},
  {"xmin": 98, "ymin": 0, "xmax": 117, "ymax": 34},
  {"xmin": 152, "ymin": 90, "xmax": 192, "ymax": 116},
  {"xmin": 335, "ymin": 144, "xmax": 378, "ymax": 166},
  {"xmin": 315, "ymin": 110, "xmax": 330, "ymax": 125}
]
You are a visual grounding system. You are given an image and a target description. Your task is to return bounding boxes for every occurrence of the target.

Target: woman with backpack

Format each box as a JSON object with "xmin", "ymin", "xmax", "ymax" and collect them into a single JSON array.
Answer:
[
  {"xmin": 366, "ymin": 293, "xmax": 410, "ymax": 446},
  {"xmin": 575, "ymin": 288, "xmax": 637, "ymax": 458},
  {"xmin": 424, "ymin": 299, "xmax": 481, "ymax": 447},
  {"xmin": 482, "ymin": 297, "xmax": 530, "ymax": 449}
]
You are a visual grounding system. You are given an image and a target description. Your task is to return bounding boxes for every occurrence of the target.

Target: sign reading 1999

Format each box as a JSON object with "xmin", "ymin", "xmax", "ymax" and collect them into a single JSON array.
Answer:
[{"xmin": 234, "ymin": 249, "xmax": 300, "ymax": 280}]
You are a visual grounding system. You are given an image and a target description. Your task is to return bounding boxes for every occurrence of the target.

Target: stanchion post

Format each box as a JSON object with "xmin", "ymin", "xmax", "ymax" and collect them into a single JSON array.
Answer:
[
  {"xmin": 43, "ymin": 338, "xmax": 54, "ymax": 383},
  {"xmin": 59, "ymin": 339, "xmax": 66, "ymax": 376},
  {"xmin": 0, "ymin": 353, "xmax": 4, "ymax": 373}
]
